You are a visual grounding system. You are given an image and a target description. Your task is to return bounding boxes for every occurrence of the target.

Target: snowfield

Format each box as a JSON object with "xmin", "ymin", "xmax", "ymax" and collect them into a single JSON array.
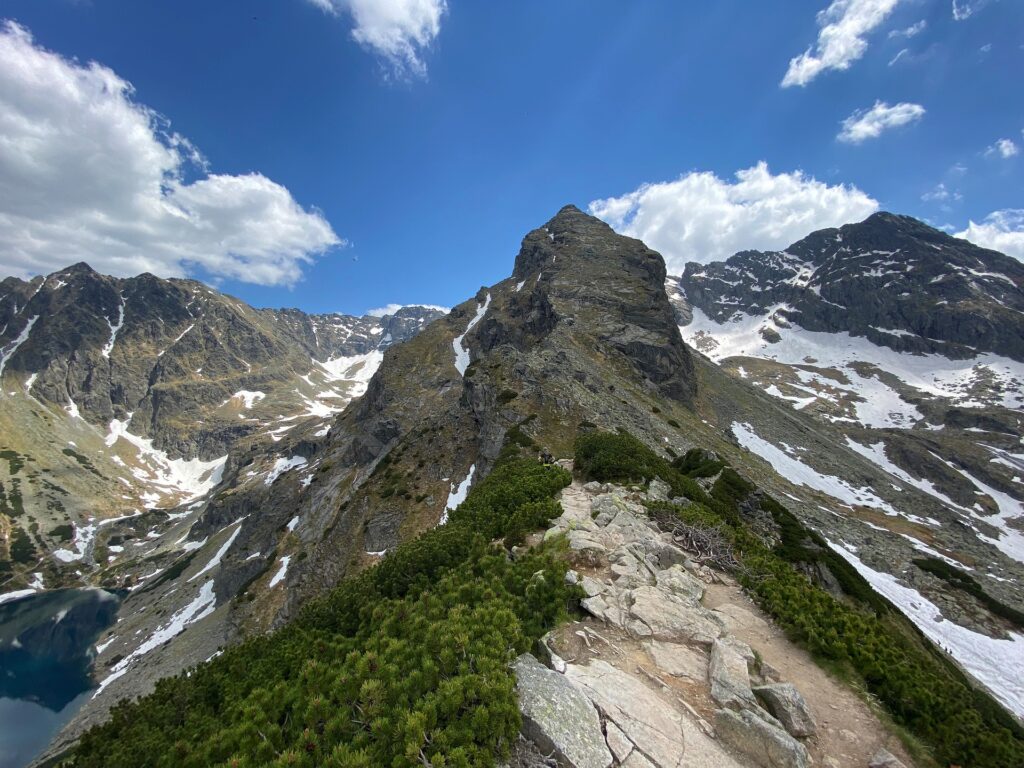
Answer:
[
  {"xmin": 732, "ymin": 422, "xmax": 903, "ymax": 517},
  {"xmin": 828, "ymin": 539, "xmax": 1024, "ymax": 718},
  {"xmin": 681, "ymin": 306, "xmax": 1024, "ymax": 426}
]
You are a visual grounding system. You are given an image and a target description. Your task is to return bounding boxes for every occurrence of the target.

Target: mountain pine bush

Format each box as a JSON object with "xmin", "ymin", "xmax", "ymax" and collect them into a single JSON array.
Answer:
[
  {"xmin": 575, "ymin": 429, "xmax": 1024, "ymax": 768},
  {"xmin": 66, "ymin": 456, "xmax": 573, "ymax": 768}
]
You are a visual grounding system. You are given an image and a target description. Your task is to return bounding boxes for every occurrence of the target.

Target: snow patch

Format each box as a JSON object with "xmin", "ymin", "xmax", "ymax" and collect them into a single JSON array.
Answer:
[
  {"xmin": 269, "ymin": 555, "xmax": 291, "ymax": 588},
  {"xmin": 0, "ymin": 315, "xmax": 38, "ymax": 380},
  {"xmin": 441, "ymin": 464, "xmax": 476, "ymax": 525},
  {"xmin": 828, "ymin": 539, "xmax": 1024, "ymax": 718},
  {"xmin": 105, "ymin": 417, "xmax": 227, "ymax": 503},
  {"xmin": 102, "ymin": 297, "xmax": 126, "ymax": 358},
  {"xmin": 453, "ymin": 294, "xmax": 491, "ymax": 376},
  {"xmin": 264, "ymin": 456, "xmax": 307, "ymax": 486},
  {"xmin": 188, "ymin": 522, "xmax": 244, "ymax": 582},
  {"xmin": 95, "ymin": 580, "xmax": 218, "ymax": 696},
  {"xmin": 732, "ymin": 422, "xmax": 900, "ymax": 516}
]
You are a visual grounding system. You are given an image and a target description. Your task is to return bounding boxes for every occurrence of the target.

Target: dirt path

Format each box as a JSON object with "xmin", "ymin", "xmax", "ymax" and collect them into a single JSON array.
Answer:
[
  {"xmin": 547, "ymin": 478, "xmax": 917, "ymax": 768},
  {"xmin": 703, "ymin": 581, "xmax": 915, "ymax": 768}
]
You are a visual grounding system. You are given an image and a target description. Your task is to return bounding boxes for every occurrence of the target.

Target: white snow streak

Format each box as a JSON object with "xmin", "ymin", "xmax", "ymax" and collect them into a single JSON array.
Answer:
[
  {"xmin": 102, "ymin": 297, "xmax": 126, "ymax": 358},
  {"xmin": 95, "ymin": 580, "xmax": 218, "ymax": 696},
  {"xmin": 440, "ymin": 464, "xmax": 476, "ymax": 524},
  {"xmin": 732, "ymin": 422, "xmax": 899, "ymax": 515},
  {"xmin": 269, "ymin": 555, "xmax": 291, "ymax": 588},
  {"xmin": 0, "ymin": 315, "xmax": 38, "ymax": 380},
  {"xmin": 452, "ymin": 294, "xmax": 491, "ymax": 376},
  {"xmin": 264, "ymin": 456, "xmax": 307, "ymax": 486}
]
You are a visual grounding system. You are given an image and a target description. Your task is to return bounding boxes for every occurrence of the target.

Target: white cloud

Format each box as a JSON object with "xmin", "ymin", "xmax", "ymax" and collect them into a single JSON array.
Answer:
[
  {"xmin": 0, "ymin": 22, "xmax": 340, "ymax": 286},
  {"xmin": 888, "ymin": 19, "xmax": 926, "ymax": 38},
  {"xmin": 364, "ymin": 303, "xmax": 449, "ymax": 317},
  {"xmin": 782, "ymin": 0, "xmax": 903, "ymax": 87},
  {"xmin": 957, "ymin": 210, "xmax": 1024, "ymax": 260},
  {"xmin": 837, "ymin": 100, "xmax": 925, "ymax": 143},
  {"xmin": 587, "ymin": 162, "xmax": 879, "ymax": 272},
  {"xmin": 921, "ymin": 183, "xmax": 962, "ymax": 203},
  {"xmin": 308, "ymin": 0, "xmax": 447, "ymax": 79},
  {"xmin": 985, "ymin": 138, "xmax": 1019, "ymax": 159},
  {"xmin": 887, "ymin": 48, "xmax": 909, "ymax": 66},
  {"xmin": 952, "ymin": 0, "xmax": 992, "ymax": 21}
]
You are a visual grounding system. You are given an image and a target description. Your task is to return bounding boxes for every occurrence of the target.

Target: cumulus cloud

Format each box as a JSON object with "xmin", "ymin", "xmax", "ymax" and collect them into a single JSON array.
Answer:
[
  {"xmin": 307, "ymin": 0, "xmax": 447, "ymax": 79},
  {"xmin": 957, "ymin": 210, "xmax": 1024, "ymax": 260},
  {"xmin": 364, "ymin": 303, "xmax": 449, "ymax": 317},
  {"xmin": 0, "ymin": 22, "xmax": 340, "ymax": 286},
  {"xmin": 587, "ymin": 162, "xmax": 879, "ymax": 272},
  {"xmin": 985, "ymin": 138, "xmax": 1019, "ymax": 159},
  {"xmin": 837, "ymin": 100, "xmax": 925, "ymax": 143},
  {"xmin": 782, "ymin": 0, "xmax": 903, "ymax": 87}
]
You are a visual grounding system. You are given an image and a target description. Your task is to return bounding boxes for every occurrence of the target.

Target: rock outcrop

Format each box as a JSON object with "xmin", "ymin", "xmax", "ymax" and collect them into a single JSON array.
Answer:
[
  {"xmin": 512, "ymin": 653, "xmax": 612, "ymax": 768},
  {"xmin": 516, "ymin": 477, "xmax": 832, "ymax": 768}
]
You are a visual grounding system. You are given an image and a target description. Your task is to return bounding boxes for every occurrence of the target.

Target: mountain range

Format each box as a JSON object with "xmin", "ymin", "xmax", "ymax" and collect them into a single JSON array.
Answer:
[{"xmin": 0, "ymin": 206, "xmax": 1022, "ymax": 764}]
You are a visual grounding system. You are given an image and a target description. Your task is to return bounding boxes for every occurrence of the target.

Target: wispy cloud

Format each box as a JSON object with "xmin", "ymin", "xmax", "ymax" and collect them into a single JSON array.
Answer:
[
  {"xmin": 588, "ymin": 162, "xmax": 879, "ymax": 272},
  {"xmin": 921, "ymin": 183, "xmax": 962, "ymax": 203},
  {"xmin": 782, "ymin": 0, "xmax": 904, "ymax": 87},
  {"xmin": 837, "ymin": 101, "xmax": 925, "ymax": 143},
  {"xmin": 888, "ymin": 48, "xmax": 909, "ymax": 66},
  {"xmin": 307, "ymin": 0, "xmax": 447, "ymax": 79},
  {"xmin": 952, "ymin": 0, "xmax": 992, "ymax": 21},
  {"xmin": 888, "ymin": 19, "xmax": 926, "ymax": 38},
  {"xmin": 0, "ymin": 22, "xmax": 340, "ymax": 285}
]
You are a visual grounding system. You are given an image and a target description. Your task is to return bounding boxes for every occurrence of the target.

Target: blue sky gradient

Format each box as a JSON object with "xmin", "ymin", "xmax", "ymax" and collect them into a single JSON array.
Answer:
[{"xmin": 1, "ymin": 0, "xmax": 1021, "ymax": 314}]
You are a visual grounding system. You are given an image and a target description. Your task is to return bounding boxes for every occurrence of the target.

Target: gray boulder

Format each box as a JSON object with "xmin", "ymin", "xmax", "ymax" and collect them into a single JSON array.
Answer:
[
  {"xmin": 868, "ymin": 749, "xmax": 908, "ymax": 768},
  {"xmin": 655, "ymin": 564, "xmax": 705, "ymax": 601},
  {"xmin": 512, "ymin": 654, "xmax": 612, "ymax": 768},
  {"xmin": 709, "ymin": 638, "xmax": 757, "ymax": 710},
  {"xmin": 565, "ymin": 659, "xmax": 686, "ymax": 768},
  {"xmin": 715, "ymin": 708, "xmax": 811, "ymax": 768},
  {"xmin": 646, "ymin": 477, "xmax": 672, "ymax": 501},
  {"xmin": 644, "ymin": 639, "xmax": 708, "ymax": 681},
  {"xmin": 628, "ymin": 586, "xmax": 724, "ymax": 645},
  {"xmin": 753, "ymin": 683, "xmax": 816, "ymax": 738}
]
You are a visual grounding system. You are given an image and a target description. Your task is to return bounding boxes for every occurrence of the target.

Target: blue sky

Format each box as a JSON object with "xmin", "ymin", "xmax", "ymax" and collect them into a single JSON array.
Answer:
[{"xmin": 0, "ymin": 0, "xmax": 1020, "ymax": 315}]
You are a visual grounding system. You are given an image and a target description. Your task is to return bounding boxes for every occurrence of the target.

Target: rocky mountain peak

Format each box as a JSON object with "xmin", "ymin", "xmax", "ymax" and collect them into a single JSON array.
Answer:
[
  {"xmin": 501, "ymin": 206, "xmax": 692, "ymax": 401},
  {"xmin": 678, "ymin": 211, "xmax": 1024, "ymax": 361}
]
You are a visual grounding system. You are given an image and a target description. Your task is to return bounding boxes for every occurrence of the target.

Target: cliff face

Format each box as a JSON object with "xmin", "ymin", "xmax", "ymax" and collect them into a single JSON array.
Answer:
[{"xmin": 0, "ymin": 262, "xmax": 444, "ymax": 600}]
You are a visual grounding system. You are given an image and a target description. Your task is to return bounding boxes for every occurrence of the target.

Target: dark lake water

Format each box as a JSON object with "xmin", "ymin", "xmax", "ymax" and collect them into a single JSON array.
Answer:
[{"xmin": 0, "ymin": 589, "xmax": 119, "ymax": 768}]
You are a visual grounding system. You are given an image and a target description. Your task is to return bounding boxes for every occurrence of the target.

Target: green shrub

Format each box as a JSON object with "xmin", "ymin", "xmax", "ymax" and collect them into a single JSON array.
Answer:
[
  {"xmin": 50, "ymin": 523, "xmax": 75, "ymax": 541},
  {"xmin": 67, "ymin": 456, "xmax": 573, "ymax": 768},
  {"xmin": 914, "ymin": 557, "xmax": 1024, "ymax": 630},
  {"xmin": 10, "ymin": 526, "xmax": 36, "ymax": 564},
  {"xmin": 574, "ymin": 431, "xmax": 707, "ymax": 502}
]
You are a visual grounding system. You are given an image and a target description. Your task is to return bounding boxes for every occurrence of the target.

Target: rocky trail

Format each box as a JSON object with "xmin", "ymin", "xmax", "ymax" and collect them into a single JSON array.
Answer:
[{"xmin": 510, "ymin": 477, "xmax": 915, "ymax": 768}]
